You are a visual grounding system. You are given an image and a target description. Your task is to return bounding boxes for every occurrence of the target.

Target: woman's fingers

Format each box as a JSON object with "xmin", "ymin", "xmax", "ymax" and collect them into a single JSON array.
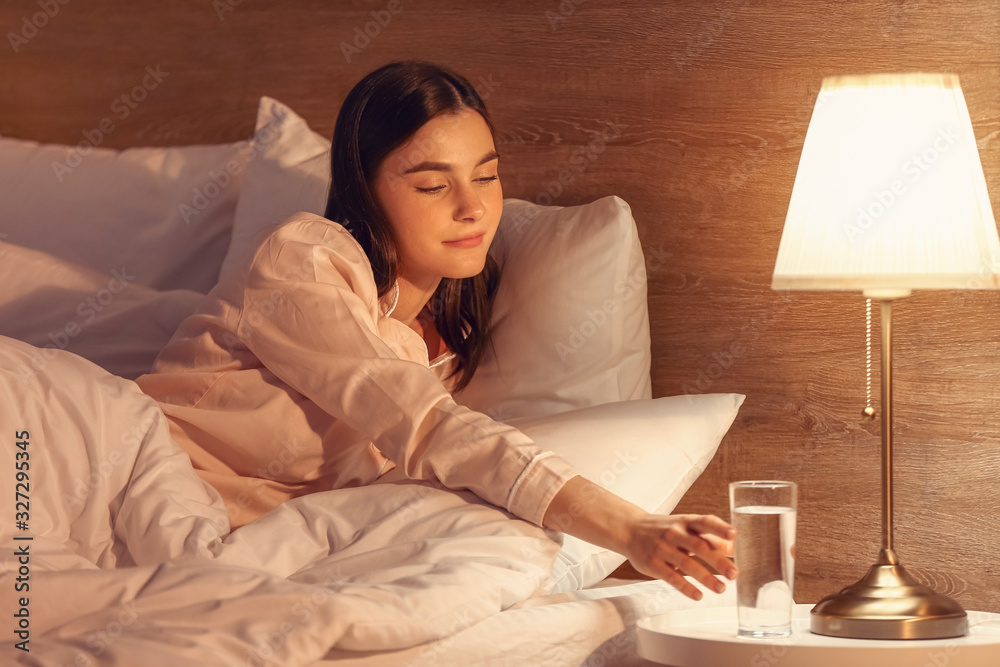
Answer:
[
  {"xmin": 659, "ymin": 540, "xmax": 729, "ymax": 594},
  {"xmin": 684, "ymin": 513, "xmax": 737, "ymax": 540},
  {"xmin": 628, "ymin": 513, "xmax": 741, "ymax": 600},
  {"xmin": 642, "ymin": 559, "xmax": 706, "ymax": 600},
  {"xmin": 666, "ymin": 523, "xmax": 738, "ymax": 580},
  {"xmin": 680, "ymin": 514, "xmax": 739, "ymax": 579},
  {"xmin": 703, "ymin": 533, "xmax": 735, "ymax": 558}
]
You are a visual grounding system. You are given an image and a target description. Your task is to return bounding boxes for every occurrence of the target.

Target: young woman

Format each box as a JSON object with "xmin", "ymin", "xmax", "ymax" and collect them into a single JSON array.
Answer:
[{"xmin": 136, "ymin": 60, "xmax": 737, "ymax": 601}]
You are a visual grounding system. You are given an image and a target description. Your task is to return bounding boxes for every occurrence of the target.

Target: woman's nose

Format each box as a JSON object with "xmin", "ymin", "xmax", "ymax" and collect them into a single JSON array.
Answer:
[{"xmin": 454, "ymin": 184, "xmax": 485, "ymax": 222}]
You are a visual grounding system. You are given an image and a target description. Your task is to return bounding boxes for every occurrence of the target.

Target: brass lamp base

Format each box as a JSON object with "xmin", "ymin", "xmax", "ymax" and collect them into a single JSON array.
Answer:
[{"xmin": 810, "ymin": 549, "xmax": 967, "ymax": 639}]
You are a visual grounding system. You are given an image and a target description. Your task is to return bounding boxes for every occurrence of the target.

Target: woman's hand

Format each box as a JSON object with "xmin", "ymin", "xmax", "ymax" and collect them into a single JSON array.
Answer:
[
  {"xmin": 622, "ymin": 513, "xmax": 738, "ymax": 600},
  {"xmin": 543, "ymin": 475, "xmax": 738, "ymax": 600}
]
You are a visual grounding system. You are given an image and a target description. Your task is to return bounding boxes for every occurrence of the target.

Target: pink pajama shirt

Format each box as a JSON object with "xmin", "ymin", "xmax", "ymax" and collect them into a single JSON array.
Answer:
[{"xmin": 136, "ymin": 212, "xmax": 580, "ymax": 529}]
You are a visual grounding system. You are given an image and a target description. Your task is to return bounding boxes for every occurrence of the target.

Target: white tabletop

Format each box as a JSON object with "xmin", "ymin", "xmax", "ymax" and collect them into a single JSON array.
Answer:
[{"xmin": 637, "ymin": 604, "xmax": 1000, "ymax": 666}]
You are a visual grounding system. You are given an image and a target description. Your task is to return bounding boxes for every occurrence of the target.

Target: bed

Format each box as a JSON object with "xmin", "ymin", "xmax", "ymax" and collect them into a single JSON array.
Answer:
[
  {"xmin": 0, "ymin": 34, "xmax": 754, "ymax": 667},
  {"xmin": 0, "ymin": 82, "xmax": 749, "ymax": 665},
  {"xmin": 3, "ymin": 1, "xmax": 1000, "ymax": 664}
]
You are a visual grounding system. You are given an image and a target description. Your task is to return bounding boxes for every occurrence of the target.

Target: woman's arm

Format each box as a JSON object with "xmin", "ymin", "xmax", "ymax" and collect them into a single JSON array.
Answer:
[
  {"xmin": 235, "ymin": 218, "xmax": 735, "ymax": 600},
  {"xmin": 232, "ymin": 219, "xmax": 579, "ymax": 526},
  {"xmin": 543, "ymin": 475, "xmax": 738, "ymax": 600}
]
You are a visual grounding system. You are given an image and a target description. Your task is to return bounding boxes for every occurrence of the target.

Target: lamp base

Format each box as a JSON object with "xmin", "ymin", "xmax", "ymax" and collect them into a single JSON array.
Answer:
[{"xmin": 810, "ymin": 549, "xmax": 968, "ymax": 639}]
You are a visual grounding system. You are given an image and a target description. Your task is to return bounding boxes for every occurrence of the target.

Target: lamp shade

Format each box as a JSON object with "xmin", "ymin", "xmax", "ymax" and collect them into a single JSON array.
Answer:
[{"xmin": 772, "ymin": 73, "xmax": 1000, "ymax": 294}]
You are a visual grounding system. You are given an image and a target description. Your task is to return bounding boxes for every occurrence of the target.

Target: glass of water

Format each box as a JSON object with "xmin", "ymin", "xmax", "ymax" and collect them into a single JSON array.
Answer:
[{"xmin": 729, "ymin": 480, "xmax": 797, "ymax": 638}]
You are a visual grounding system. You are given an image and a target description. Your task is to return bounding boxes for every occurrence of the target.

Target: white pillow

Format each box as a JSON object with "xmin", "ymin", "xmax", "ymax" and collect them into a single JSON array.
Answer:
[
  {"xmin": 0, "ymin": 135, "xmax": 250, "ymax": 293},
  {"xmin": 220, "ymin": 96, "xmax": 331, "ymax": 280},
  {"xmin": 455, "ymin": 196, "xmax": 653, "ymax": 418},
  {"xmin": 223, "ymin": 97, "xmax": 652, "ymax": 416},
  {"xmin": 0, "ymin": 243, "xmax": 203, "ymax": 380},
  {"xmin": 510, "ymin": 393, "xmax": 745, "ymax": 593}
]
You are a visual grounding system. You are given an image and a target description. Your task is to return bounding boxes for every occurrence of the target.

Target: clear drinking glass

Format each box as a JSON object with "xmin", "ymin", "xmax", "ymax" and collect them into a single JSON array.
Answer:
[{"xmin": 729, "ymin": 480, "xmax": 798, "ymax": 638}]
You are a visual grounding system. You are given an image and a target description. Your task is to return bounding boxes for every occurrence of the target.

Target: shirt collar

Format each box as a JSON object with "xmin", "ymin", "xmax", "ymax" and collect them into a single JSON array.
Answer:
[{"xmin": 379, "ymin": 280, "xmax": 400, "ymax": 317}]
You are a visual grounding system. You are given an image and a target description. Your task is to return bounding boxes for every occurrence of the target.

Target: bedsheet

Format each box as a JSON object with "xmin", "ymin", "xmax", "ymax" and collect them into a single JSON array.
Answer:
[
  {"xmin": 318, "ymin": 577, "xmax": 737, "ymax": 666},
  {"xmin": 0, "ymin": 336, "xmax": 568, "ymax": 665},
  {"xmin": 0, "ymin": 241, "xmax": 201, "ymax": 380},
  {"xmin": 0, "ymin": 243, "xmax": 729, "ymax": 667}
]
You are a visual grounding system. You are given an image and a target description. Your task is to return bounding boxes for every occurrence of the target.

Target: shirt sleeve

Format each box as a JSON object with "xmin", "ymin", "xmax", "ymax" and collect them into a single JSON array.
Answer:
[{"xmin": 235, "ymin": 222, "xmax": 580, "ymax": 526}]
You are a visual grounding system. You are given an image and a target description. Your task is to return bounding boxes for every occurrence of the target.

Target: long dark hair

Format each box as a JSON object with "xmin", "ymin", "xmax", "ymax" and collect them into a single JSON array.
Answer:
[{"xmin": 324, "ymin": 60, "xmax": 500, "ymax": 391}]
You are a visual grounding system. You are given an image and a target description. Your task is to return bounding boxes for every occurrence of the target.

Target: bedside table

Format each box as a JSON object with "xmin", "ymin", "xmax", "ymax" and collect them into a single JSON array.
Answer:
[{"xmin": 637, "ymin": 604, "xmax": 1000, "ymax": 666}]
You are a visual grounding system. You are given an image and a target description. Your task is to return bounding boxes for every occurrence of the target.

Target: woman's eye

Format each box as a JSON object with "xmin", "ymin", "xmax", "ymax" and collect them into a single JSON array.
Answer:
[{"xmin": 416, "ymin": 175, "xmax": 497, "ymax": 194}]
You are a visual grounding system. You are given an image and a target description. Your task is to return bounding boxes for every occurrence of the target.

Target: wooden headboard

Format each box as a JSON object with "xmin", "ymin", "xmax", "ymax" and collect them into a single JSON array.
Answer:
[{"xmin": 3, "ymin": 0, "xmax": 998, "ymax": 611}]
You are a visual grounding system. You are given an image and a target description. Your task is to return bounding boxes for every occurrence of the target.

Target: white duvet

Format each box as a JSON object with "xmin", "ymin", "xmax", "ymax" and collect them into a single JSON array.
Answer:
[{"xmin": 0, "ymin": 336, "xmax": 567, "ymax": 666}]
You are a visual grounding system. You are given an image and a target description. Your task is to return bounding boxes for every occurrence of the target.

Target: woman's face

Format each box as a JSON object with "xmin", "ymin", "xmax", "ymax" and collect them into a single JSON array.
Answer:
[{"xmin": 372, "ymin": 109, "xmax": 502, "ymax": 288}]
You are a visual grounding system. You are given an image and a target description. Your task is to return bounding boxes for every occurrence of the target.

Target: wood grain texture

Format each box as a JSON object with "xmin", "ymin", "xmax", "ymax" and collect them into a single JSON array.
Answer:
[{"xmin": 2, "ymin": 0, "xmax": 999, "ymax": 612}]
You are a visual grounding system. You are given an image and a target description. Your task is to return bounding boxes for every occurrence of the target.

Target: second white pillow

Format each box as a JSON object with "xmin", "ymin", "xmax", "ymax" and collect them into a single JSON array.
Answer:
[{"xmin": 510, "ymin": 393, "xmax": 745, "ymax": 593}]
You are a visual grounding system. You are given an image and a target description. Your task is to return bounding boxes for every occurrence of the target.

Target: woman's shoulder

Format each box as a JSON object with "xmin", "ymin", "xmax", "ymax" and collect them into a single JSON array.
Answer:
[
  {"xmin": 250, "ymin": 212, "xmax": 370, "ymax": 272},
  {"xmin": 267, "ymin": 212, "xmax": 360, "ymax": 252},
  {"xmin": 234, "ymin": 212, "xmax": 379, "ymax": 306}
]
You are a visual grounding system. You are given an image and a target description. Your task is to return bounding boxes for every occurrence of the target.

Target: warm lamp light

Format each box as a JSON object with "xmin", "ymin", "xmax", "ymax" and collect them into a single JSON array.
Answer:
[{"xmin": 772, "ymin": 73, "xmax": 1000, "ymax": 640}]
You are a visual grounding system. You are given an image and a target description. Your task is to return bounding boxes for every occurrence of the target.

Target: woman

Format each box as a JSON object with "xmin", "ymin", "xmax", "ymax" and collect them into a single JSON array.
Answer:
[{"xmin": 136, "ymin": 60, "xmax": 737, "ymax": 601}]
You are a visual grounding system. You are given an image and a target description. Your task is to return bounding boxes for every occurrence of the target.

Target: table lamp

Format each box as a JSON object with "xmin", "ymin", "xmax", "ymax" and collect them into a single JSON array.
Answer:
[{"xmin": 772, "ymin": 73, "xmax": 1000, "ymax": 640}]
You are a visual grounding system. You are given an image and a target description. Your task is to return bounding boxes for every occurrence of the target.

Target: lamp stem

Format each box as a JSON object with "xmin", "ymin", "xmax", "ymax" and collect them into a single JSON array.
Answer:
[
  {"xmin": 879, "ymin": 299, "xmax": 894, "ymax": 555},
  {"xmin": 810, "ymin": 294, "xmax": 967, "ymax": 639}
]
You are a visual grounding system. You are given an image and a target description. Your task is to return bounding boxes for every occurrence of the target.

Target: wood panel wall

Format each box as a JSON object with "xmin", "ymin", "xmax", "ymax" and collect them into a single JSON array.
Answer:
[{"xmin": 2, "ymin": 0, "xmax": 999, "ymax": 612}]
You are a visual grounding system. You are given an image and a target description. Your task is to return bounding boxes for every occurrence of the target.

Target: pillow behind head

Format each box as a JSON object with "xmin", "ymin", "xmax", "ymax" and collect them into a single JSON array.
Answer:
[
  {"xmin": 454, "ymin": 196, "xmax": 653, "ymax": 419},
  {"xmin": 224, "ymin": 96, "xmax": 652, "ymax": 419}
]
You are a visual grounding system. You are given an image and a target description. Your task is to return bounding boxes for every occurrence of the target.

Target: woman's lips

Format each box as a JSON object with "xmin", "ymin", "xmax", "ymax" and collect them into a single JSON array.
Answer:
[{"xmin": 442, "ymin": 232, "xmax": 485, "ymax": 248}]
